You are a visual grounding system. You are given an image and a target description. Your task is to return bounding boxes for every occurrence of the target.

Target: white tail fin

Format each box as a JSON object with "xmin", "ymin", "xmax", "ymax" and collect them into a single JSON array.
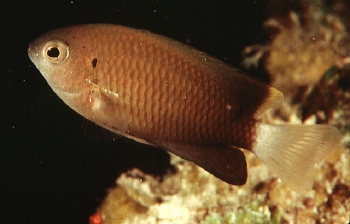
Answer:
[{"xmin": 252, "ymin": 123, "xmax": 342, "ymax": 194}]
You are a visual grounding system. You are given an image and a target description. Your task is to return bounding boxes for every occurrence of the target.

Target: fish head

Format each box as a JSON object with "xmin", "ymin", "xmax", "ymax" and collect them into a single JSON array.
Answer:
[
  {"xmin": 28, "ymin": 26, "xmax": 101, "ymax": 114},
  {"xmin": 28, "ymin": 27, "xmax": 94, "ymax": 89}
]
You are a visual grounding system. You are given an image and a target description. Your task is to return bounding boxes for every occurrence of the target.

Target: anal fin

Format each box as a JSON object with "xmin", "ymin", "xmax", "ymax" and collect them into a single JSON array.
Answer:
[{"xmin": 153, "ymin": 142, "xmax": 247, "ymax": 185}]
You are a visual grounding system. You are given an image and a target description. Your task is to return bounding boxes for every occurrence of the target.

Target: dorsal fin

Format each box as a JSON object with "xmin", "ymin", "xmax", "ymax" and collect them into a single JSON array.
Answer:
[{"xmin": 253, "ymin": 86, "xmax": 284, "ymax": 119}]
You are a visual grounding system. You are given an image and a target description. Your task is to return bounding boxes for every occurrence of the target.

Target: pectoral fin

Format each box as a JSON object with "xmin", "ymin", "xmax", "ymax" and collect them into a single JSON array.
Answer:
[
  {"xmin": 154, "ymin": 142, "xmax": 247, "ymax": 185},
  {"xmin": 82, "ymin": 119, "xmax": 122, "ymax": 142}
]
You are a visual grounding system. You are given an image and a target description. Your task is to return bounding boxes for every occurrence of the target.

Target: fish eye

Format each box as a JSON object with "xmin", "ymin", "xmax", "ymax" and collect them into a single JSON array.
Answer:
[
  {"xmin": 43, "ymin": 40, "xmax": 69, "ymax": 64},
  {"xmin": 47, "ymin": 47, "xmax": 60, "ymax": 57}
]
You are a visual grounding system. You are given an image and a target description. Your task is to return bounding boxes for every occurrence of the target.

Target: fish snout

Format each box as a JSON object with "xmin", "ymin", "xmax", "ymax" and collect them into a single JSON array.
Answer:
[{"xmin": 27, "ymin": 45, "xmax": 38, "ymax": 62}]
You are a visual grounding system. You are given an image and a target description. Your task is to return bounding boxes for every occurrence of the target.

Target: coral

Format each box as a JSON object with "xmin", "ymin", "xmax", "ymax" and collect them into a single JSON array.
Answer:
[
  {"xmin": 243, "ymin": 5, "xmax": 350, "ymax": 96},
  {"xmin": 243, "ymin": 1, "xmax": 350, "ymax": 141},
  {"xmin": 96, "ymin": 145, "xmax": 349, "ymax": 223}
]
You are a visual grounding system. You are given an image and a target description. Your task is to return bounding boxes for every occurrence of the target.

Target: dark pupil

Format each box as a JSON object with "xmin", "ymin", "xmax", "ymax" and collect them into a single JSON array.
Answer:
[{"xmin": 47, "ymin": 47, "xmax": 60, "ymax": 57}]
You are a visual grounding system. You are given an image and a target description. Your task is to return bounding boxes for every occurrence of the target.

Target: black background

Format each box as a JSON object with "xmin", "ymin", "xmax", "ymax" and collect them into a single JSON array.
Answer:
[{"xmin": 1, "ymin": 1, "xmax": 273, "ymax": 223}]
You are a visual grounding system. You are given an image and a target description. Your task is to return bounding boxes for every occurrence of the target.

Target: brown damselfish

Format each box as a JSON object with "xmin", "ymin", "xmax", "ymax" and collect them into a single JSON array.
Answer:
[{"xmin": 28, "ymin": 24, "xmax": 342, "ymax": 194}]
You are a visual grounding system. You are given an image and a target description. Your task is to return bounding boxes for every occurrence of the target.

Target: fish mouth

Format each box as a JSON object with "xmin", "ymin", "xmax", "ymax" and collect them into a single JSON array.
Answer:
[{"xmin": 27, "ymin": 46, "xmax": 34, "ymax": 60}]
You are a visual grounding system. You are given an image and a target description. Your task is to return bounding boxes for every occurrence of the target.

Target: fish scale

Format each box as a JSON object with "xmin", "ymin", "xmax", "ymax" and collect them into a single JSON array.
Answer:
[{"xmin": 115, "ymin": 39, "xmax": 220, "ymax": 144}]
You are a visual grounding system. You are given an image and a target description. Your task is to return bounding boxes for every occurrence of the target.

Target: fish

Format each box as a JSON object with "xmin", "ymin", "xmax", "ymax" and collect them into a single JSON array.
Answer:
[{"xmin": 28, "ymin": 24, "xmax": 342, "ymax": 194}]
